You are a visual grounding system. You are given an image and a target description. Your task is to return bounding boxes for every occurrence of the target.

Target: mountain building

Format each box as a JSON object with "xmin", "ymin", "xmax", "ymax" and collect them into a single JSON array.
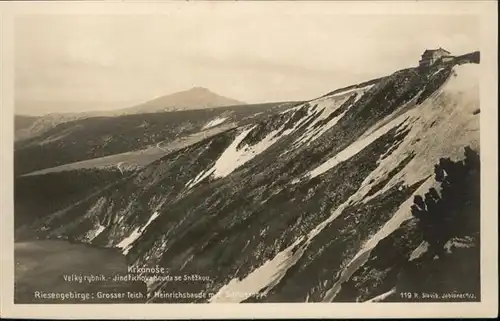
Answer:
[{"xmin": 419, "ymin": 48, "xmax": 452, "ymax": 67}]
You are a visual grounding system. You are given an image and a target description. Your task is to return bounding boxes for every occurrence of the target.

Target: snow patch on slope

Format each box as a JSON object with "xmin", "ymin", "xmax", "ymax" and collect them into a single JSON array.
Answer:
[
  {"xmin": 185, "ymin": 126, "xmax": 256, "ymax": 189},
  {"xmin": 202, "ymin": 117, "xmax": 228, "ymax": 130},
  {"xmin": 212, "ymin": 128, "xmax": 278, "ymax": 179},
  {"xmin": 358, "ymin": 178, "xmax": 433, "ymax": 263},
  {"xmin": 209, "ymin": 236, "xmax": 306, "ymax": 303},
  {"xmin": 117, "ymin": 211, "xmax": 160, "ymax": 255},
  {"xmin": 209, "ymin": 173, "xmax": 372, "ymax": 303},
  {"xmin": 409, "ymin": 241, "xmax": 430, "ymax": 261},
  {"xmin": 186, "ymin": 102, "xmax": 327, "ymax": 190},
  {"xmin": 291, "ymin": 98, "xmax": 351, "ymax": 148},
  {"xmin": 86, "ymin": 224, "xmax": 106, "ymax": 242},
  {"xmin": 364, "ymin": 288, "xmax": 396, "ymax": 303},
  {"xmin": 321, "ymin": 176, "xmax": 435, "ymax": 302},
  {"xmin": 307, "ymin": 114, "xmax": 410, "ymax": 180},
  {"xmin": 360, "ymin": 63, "xmax": 480, "ymax": 203},
  {"xmin": 320, "ymin": 63, "xmax": 480, "ymax": 302},
  {"xmin": 329, "ymin": 84, "xmax": 375, "ymax": 99},
  {"xmin": 209, "ymin": 164, "xmax": 382, "ymax": 303},
  {"xmin": 279, "ymin": 105, "xmax": 302, "ymax": 115},
  {"xmin": 290, "ymin": 84, "xmax": 374, "ymax": 150},
  {"xmin": 444, "ymin": 236, "xmax": 475, "ymax": 254}
]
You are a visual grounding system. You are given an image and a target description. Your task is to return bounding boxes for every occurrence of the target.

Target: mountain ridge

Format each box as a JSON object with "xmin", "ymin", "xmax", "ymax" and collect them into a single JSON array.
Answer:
[
  {"xmin": 119, "ymin": 86, "xmax": 246, "ymax": 115},
  {"xmin": 14, "ymin": 87, "xmax": 246, "ymax": 142},
  {"xmin": 14, "ymin": 51, "xmax": 481, "ymax": 304}
]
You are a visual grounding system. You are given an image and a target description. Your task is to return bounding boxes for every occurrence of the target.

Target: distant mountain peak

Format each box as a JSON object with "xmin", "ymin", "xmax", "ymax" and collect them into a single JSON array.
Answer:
[
  {"xmin": 181, "ymin": 86, "xmax": 218, "ymax": 96},
  {"xmin": 188, "ymin": 86, "xmax": 210, "ymax": 92},
  {"xmin": 123, "ymin": 87, "xmax": 245, "ymax": 114}
]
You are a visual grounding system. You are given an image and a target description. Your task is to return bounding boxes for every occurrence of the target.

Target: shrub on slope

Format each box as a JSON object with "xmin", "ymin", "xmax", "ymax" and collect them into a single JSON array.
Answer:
[{"xmin": 334, "ymin": 147, "xmax": 480, "ymax": 302}]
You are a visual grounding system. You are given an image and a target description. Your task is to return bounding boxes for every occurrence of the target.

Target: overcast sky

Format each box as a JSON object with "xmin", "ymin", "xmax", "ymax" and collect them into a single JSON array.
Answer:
[{"xmin": 15, "ymin": 11, "xmax": 479, "ymax": 115}]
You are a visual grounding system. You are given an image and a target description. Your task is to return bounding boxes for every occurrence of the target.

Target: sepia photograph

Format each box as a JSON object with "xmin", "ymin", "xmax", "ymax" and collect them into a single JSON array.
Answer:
[{"xmin": 1, "ymin": 0, "xmax": 498, "ymax": 319}]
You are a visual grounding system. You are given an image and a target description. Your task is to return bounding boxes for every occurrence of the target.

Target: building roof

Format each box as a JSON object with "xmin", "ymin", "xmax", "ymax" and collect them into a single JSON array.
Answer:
[{"xmin": 422, "ymin": 47, "xmax": 451, "ymax": 56}]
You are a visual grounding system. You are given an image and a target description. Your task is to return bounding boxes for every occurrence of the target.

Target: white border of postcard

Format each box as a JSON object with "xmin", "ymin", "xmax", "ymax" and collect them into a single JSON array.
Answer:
[{"xmin": 1, "ymin": 1, "xmax": 497, "ymax": 319}]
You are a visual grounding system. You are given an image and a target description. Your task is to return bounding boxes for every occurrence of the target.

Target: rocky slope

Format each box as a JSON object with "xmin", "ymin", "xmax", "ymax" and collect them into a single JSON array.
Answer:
[{"xmin": 15, "ymin": 51, "xmax": 481, "ymax": 303}]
